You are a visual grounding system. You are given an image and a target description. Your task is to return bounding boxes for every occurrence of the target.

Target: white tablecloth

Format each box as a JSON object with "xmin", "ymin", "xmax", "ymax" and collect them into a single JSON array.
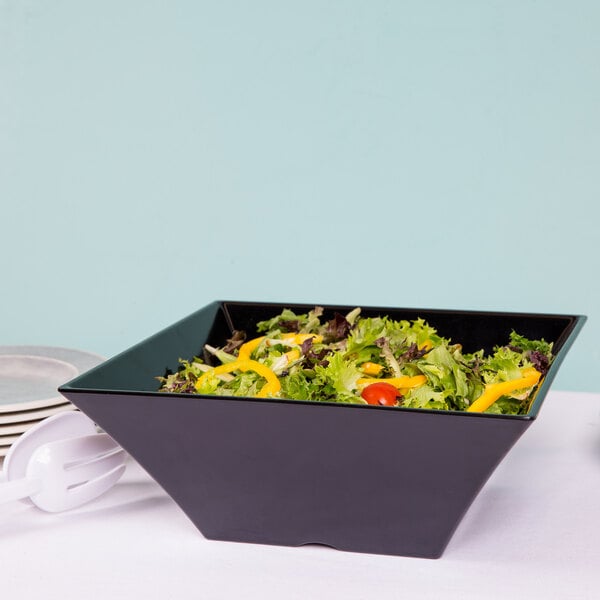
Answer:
[{"xmin": 1, "ymin": 390, "xmax": 599, "ymax": 599}]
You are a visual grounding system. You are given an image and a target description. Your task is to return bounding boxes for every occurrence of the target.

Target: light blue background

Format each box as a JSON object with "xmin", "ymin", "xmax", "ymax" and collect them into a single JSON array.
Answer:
[{"xmin": 1, "ymin": 1, "xmax": 598, "ymax": 391}]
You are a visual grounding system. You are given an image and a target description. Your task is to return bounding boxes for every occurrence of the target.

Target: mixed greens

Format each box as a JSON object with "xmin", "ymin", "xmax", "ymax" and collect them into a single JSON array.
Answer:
[{"xmin": 157, "ymin": 307, "xmax": 553, "ymax": 415}]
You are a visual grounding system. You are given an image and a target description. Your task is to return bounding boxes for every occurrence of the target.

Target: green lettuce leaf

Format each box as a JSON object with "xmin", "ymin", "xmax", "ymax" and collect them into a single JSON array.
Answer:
[
  {"xmin": 257, "ymin": 307, "xmax": 324, "ymax": 336},
  {"xmin": 279, "ymin": 371, "xmax": 320, "ymax": 401},
  {"xmin": 214, "ymin": 371, "xmax": 265, "ymax": 397},
  {"xmin": 481, "ymin": 346, "xmax": 527, "ymax": 385},
  {"xmin": 314, "ymin": 352, "xmax": 363, "ymax": 399},
  {"xmin": 483, "ymin": 396, "xmax": 524, "ymax": 415},
  {"xmin": 402, "ymin": 385, "xmax": 450, "ymax": 411},
  {"xmin": 509, "ymin": 331, "xmax": 553, "ymax": 356}
]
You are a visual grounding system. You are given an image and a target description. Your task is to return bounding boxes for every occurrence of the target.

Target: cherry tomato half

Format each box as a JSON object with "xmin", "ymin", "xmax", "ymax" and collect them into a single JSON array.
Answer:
[{"xmin": 361, "ymin": 382, "xmax": 398, "ymax": 406}]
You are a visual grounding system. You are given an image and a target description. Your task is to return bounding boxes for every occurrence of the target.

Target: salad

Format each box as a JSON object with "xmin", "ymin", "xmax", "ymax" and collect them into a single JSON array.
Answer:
[{"xmin": 157, "ymin": 307, "xmax": 553, "ymax": 415}]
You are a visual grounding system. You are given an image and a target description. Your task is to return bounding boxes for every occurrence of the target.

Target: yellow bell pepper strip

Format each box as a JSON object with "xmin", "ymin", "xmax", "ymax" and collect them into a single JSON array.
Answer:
[
  {"xmin": 238, "ymin": 336, "xmax": 266, "ymax": 361},
  {"xmin": 195, "ymin": 359, "xmax": 281, "ymax": 398},
  {"xmin": 279, "ymin": 333, "xmax": 324, "ymax": 345},
  {"xmin": 360, "ymin": 362, "xmax": 383, "ymax": 376},
  {"xmin": 420, "ymin": 339, "xmax": 433, "ymax": 351},
  {"xmin": 356, "ymin": 375, "xmax": 427, "ymax": 389},
  {"xmin": 467, "ymin": 368, "xmax": 541, "ymax": 413},
  {"xmin": 284, "ymin": 349, "xmax": 301, "ymax": 363}
]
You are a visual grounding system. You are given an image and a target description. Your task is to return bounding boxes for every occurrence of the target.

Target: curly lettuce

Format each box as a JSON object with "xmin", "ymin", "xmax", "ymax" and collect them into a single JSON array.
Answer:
[{"xmin": 158, "ymin": 308, "xmax": 553, "ymax": 416}]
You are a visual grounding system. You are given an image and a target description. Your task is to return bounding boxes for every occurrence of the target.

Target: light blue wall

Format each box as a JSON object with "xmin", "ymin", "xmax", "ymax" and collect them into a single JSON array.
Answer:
[{"xmin": 1, "ymin": 1, "xmax": 598, "ymax": 391}]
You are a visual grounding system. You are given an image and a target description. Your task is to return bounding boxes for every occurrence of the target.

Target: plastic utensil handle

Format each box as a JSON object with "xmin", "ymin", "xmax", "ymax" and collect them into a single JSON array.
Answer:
[{"xmin": 0, "ymin": 476, "xmax": 42, "ymax": 504}]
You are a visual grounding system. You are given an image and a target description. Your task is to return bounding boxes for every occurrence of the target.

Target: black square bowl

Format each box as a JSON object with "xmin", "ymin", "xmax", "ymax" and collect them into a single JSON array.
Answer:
[{"xmin": 58, "ymin": 302, "xmax": 585, "ymax": 558}]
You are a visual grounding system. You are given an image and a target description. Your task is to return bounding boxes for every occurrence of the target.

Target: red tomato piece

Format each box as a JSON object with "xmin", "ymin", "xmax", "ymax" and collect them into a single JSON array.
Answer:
[{"xmin": 361, "ymin": 382, "xmax": 398, "ymax": 406}]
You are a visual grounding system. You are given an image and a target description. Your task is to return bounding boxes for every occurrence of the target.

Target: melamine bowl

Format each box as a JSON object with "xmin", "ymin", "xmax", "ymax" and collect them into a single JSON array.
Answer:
[{"xmin": 59, "ymin": 301, "xmax": 585, "ymax": 558}]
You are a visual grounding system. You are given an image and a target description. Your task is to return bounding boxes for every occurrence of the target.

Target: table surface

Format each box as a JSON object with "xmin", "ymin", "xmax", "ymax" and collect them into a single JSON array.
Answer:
[{"xmin": 1, "ymin": 390, "xmax": 599, "ymax": 599}]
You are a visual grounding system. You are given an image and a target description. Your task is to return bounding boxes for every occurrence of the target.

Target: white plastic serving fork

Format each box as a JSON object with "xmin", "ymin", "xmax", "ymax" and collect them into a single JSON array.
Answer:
[{"xmin": 0, "ymin": 412, "xmax": 126, "ymax": 512}]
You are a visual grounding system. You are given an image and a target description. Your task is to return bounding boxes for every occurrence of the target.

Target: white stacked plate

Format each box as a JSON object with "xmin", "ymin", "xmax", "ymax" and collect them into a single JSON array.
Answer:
[{"xmin": 0, "ymin": 346, "xmax": 104, "ymax": 458}]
